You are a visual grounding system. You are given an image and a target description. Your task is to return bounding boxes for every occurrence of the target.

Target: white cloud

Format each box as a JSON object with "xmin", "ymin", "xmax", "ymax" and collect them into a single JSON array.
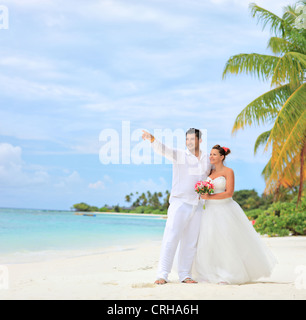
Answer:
[
  {"xmin": 88, "ymin": 181, "xmax": 106, "ymax": 190},
  {"xmin": 0, "ymin": 143, "xmax": 50, "ymax": 188},
  {"xmin": 0, "ymin": 56, "xmax": 52, "ymax": 71},
  {"xmin": 70, "ymin": 139, "xmax": 101, "ymax": 155},
  {"xmin": 54, "ymin": 171, "xmax": 83, "ymax": 189},
  {"xmin": 103, "ymin": 175, "xmax": 113, "ymax": 183},
  {"xmin": 208, "ymin": 0, "xmax": 295, "ymax": 15},
  {"xmin": 119, "ymin": 177, "xmax": 169, "ymax": 194},
  {"xmin": 0, "ymin": 143, "xmax": 22, "ymax": 167},
  {"xmin": 0, "ymin": 74, "xmax": 98, "ymax": 101},
  {"xmin": 0, "ymin": 143, "xmax": 24, "ymax": 187},
  {"xmin": 4, "ymin": 0, "xmax": 53, "ymax": 5},
  {"xmin": 7, "ymin": 0, "xmax": 195, "ymax": 30},
  {"xmin": 0, "ymin": 0, "xmax": 282, "ymax": 208},
  {"xmin": 88, "ymin": 175, "xmax": 113, "ymax": 190},
  {"xmin": 76, "ymin": 0, "xmax": 194, "ymax": 30}
]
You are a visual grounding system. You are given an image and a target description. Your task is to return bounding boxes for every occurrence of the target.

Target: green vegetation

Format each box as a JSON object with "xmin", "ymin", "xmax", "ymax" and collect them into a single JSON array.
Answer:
[
  {"xmin": 234, "ymin": 188, "xmax": 306, "ymax": 237},
  {"xmin": 73, "ymin": 187, "xmax": 305, "ymax": 236},
  {"xmin": 221, "ymin": 1, "xmax": 306, "ymax": 236},
  {"xmin": 246, "ymin": 195, "xmax": 306, "ymax": 237},
  {"xmin": 73, "ymin": 189, "xmax": 273, "ymax": 213},
  {"xmin": 72, "ymin": 190, "xmax": 170, "ymax": 215},
  {"xmin": 223, "ymin": 1, "xmax": 306, "ymax": 205},
  {"xmin": 233, "ymin": 189, "xmax": 272, "ymax": 211}
]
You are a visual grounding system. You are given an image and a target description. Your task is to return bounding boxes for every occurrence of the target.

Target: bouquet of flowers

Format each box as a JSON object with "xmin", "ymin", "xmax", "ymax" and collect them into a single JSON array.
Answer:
[{"xmin": 195, "ymin": 179, "xmax": 215, "ymax": 209}]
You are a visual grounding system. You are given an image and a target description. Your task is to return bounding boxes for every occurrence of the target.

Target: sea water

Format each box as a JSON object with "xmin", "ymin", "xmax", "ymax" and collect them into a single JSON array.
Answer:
[{"xmin": 0, "ymin": 208, "xmax": 166, "ymax": 264}]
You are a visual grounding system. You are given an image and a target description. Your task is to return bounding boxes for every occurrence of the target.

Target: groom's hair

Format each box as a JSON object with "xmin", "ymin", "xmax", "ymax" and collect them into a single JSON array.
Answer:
[{"xmin": 186, "ymin": 128, "xmax": 202, "ymax": 140}]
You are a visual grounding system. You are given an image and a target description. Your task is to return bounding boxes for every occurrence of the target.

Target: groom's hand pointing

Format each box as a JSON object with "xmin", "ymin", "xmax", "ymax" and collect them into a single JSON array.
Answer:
[{"xmin": 142, "ymin": 130, "xmax": 155, "ymax": 143}]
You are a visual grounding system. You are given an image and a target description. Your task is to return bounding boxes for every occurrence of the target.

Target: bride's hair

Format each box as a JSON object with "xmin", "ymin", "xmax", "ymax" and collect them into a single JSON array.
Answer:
[{"xmin": 213, "ymin": 145, "xmax": 231, "ymax": 162}]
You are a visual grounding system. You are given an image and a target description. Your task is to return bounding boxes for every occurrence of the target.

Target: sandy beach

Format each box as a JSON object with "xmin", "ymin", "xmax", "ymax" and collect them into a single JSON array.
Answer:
[{"xmin": 0, "ymin": 236, "xmax": 306, "ymax": 300}]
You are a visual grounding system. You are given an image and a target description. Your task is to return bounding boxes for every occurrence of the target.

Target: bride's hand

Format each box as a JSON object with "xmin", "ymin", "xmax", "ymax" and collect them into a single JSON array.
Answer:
[{"xmin": 201, "ymin": 194, "xmax": 210, "ymax": 200}]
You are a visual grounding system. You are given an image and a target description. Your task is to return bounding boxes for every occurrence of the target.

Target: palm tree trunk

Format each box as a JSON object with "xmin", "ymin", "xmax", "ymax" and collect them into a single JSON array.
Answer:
[
  {"xmin": 297, "ymin": 139, "xmax": 306, "ymax": 206},
  {"xmin": 274, "ymin": 182, "xmax": 281, "ymax": 202}
]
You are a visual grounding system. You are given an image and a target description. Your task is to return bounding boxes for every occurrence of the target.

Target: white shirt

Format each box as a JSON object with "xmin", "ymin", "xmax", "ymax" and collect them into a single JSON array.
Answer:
[{"xmin": 151, "ymin": 139, "xmax": 212, "ymax": 206}]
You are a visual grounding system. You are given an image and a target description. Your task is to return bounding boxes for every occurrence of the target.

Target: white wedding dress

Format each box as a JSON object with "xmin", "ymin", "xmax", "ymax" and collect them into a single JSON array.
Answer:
[{"xmin": 194, "ymin": 176, "xmax": 277, "ymax": 285}]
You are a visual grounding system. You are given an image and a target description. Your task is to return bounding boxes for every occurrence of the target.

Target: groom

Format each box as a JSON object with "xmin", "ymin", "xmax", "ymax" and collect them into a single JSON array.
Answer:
[{"xmin": 142, "ymin": 128, "xmax": 211, "ymax": 284}]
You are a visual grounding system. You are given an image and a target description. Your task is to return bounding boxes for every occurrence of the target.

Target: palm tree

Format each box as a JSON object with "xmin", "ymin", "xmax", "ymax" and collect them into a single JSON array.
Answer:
[
  {"xmin": 125, "ymin": 195, "xmax": 131, "ymax": 203},
  {"xmin": 162, "ymin": 190, "xmax": 170, "ymax": 210},
  {"xmin": 139, "ymin": 193, "xmax": 148, "ymax": 206},
  {"xmin": 223, "ymin": 1, "xmax": 306, "ymax": 205}
]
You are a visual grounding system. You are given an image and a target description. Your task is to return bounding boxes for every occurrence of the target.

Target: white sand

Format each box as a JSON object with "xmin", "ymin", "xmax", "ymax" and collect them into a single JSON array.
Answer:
[{"xmin": 0, "ymin": 237, "xmax": 306, "ymax": 300}]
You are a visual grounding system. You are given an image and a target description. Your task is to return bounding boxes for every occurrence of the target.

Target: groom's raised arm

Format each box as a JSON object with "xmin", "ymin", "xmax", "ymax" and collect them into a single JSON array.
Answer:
[{"xmin": 142, "ymin": 130, "xmax": 178, "ymax": 163}]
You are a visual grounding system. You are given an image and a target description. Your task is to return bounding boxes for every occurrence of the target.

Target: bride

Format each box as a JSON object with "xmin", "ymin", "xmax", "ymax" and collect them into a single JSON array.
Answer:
[{"xmin": 194, "ymin": 145, "xmax": 277, "ymax": 285}]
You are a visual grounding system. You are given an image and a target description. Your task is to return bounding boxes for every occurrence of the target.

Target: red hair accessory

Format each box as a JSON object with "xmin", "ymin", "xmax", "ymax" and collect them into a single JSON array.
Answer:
[{"xmin": 223, "ymin": 147, "xmax": 229, "ymax": 153}]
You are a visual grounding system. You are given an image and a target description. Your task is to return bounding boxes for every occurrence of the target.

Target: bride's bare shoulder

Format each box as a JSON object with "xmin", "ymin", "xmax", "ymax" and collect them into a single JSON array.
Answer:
[{"xmin": 224, "ymin": 167, "xmax": 234, "ymax": 176}]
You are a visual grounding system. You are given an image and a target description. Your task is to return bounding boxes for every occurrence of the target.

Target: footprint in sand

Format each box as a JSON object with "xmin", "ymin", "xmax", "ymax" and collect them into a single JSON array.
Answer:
[
  {"xmin": 103, "ymin": 281, "xmax": 119, "ymax": 286},
  {"xmin": 138, "ymin": 266, "xmax": 153, "ymax": 271},
  {"xmin": 132, "ymin": 283, "xmax": 156, "ymax": 289}
]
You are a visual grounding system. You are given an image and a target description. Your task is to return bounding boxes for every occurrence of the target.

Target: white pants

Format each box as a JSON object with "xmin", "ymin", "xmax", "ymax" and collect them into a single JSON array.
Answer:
[{"xmin": 157, "ymin": 199, "xmax": 203, "ymax": 282}]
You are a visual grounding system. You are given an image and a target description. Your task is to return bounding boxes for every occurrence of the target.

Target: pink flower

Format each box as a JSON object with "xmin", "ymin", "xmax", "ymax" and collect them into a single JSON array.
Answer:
[{"xmin": 195, "ymin": 182, "xmax": 202, "ymax": 189}]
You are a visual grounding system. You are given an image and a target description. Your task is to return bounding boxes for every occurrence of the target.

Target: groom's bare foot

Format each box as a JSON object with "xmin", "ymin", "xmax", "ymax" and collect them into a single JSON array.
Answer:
[
  {"xmin": 154, "ymin": 278, "xmax": 167, "ymax": 285},
  {"xmin": 182, "ymin": 278, "xmax": 198, "ymax": 284}
]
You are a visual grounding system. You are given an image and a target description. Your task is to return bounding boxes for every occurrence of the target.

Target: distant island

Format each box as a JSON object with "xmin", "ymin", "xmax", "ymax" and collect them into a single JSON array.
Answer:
[
  {"xmin": 72, "ymin": 189, "xmax": 274, "ymax": 215},
  {"xmin": 72, "ymin": 187, "xmax": 306, "ymax": 237},
  {"xmin": 73, "ymin": 191, "xmax": 171, "ymax": 215}
]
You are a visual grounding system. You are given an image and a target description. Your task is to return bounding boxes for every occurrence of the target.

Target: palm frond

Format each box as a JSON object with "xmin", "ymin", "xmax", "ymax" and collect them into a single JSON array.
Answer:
[
  {"xmin": 282, "ymin": 4, "xmax": 299, "ymax": 24},
  {"xmin": 232, "ymin": 84, "xmax": 292, "ymax": 134},
  {"xmin": 249, "ymin": 3, "xmax": 286, "ymax": 36},
  {"xmin": 266, "ymin": 83, "xmax": 306, "ymax": 150},
  {"xmin": 224, "ymin": 1, "xmax": 306, "ymax": 202},
  {"xmin": 223, "ymin": 53, "xmax": 280, "ymax": 81},
  {"xmin": 271, "ymin": 52, "xmax": 306, "ymax": 88},
  {"xmin": 283, "ymin": 4, "xmax": 306, "ymax": 53},
  {"xmin": 264, "ymin": 151, "xmax": 306, "ymax": 194},
  {"xmin": 265, "ymin": 84, "xmax": 306, "ymax": 185},
  {"xmin": 283, "ymin": 32, "xmax": 306, "ymax": 55},
  {"xmin": 254, "ymin": 130, "xmax": 272, "ymax": 155},
  {"xmin": 261, "ymin": 158, "xmax": 272, "ymax": 181},
  {"xmin": 268, "ymin": 37, "xmax": 295, "ymax": 55}
]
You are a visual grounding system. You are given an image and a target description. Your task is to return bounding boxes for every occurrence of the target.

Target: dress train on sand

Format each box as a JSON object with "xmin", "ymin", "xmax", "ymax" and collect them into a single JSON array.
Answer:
[{"xmin": 194, "ymin": 176, "xmax": 277, "ymax": 285}]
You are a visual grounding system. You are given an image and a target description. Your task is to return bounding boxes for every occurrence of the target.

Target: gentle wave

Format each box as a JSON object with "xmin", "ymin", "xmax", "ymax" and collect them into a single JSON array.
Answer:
[{"xmin": 0, "ymin": 208, "xmax": 166, "ymax": 264}]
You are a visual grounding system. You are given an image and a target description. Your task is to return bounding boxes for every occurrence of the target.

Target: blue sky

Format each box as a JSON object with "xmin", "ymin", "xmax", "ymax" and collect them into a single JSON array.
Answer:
[{"xmin": 0, "ymin": 0, "xmax": 295, "ymax": 210}]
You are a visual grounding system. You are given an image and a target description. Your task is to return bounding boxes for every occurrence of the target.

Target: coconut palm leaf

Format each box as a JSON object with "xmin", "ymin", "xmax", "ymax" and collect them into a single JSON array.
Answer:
[
  {"xmin": 252, "ymin": 2, "xmax": 306, "ymax": 53},
  {"xmin": 271, "ymin": 52, "xmax": 306, "ymax": 87},
  {"xmin": 223, "ymin": 53, "xmax": 280, "ymax": 81},
  {"xmin": 266, "ymin": 83, "xmax": 306, "ymax": 147},
  {"xmin": 254, "ymin": 130, "xmax": 272, "ymax": 155},
  {"xmin": 264, "ymin": 151, "xmax": 306, "ymax": 193},
  {"xmin": 261, "ymin": 158, "xmax": 272, "ymax": 181},
  {"xmin": 283, "ymin": 5, "xmax": 298, "ymax": 24},
  {"xmin": 224, "ymin": 2, "xmax": 306, "ymax": 203},
  {"xmin": 268, "ymin": 37, "xmax": 297, "ymax": 55},
  {"xmin": 249, "ymin": 3, "xmax": 286, "ymax": 36},
  {"xmin": 232, "ymin": 84, "xmax": 292, "ymax": 133},
  {"xmin": 265, "ymin": 84, "xmax": 306, "ymax": 184}
]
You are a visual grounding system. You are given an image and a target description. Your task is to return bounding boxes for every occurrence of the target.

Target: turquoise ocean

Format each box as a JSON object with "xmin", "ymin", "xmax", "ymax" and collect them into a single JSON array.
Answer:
[{"xmin": 0, "ymin": 208, "xmax": 166, "ymax": 264}]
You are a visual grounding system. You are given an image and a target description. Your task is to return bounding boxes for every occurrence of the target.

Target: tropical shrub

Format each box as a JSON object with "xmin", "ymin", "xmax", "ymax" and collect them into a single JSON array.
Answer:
[{"xmin": 253, "ymin": 197, "xmax": 306, "ymax": 236}]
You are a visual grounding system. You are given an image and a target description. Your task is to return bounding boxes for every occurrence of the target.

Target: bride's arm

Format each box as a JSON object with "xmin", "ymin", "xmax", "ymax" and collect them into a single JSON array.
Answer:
[{"xmin": 203, "ymin": 169, "xmax": 235, "ymax": 200}]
